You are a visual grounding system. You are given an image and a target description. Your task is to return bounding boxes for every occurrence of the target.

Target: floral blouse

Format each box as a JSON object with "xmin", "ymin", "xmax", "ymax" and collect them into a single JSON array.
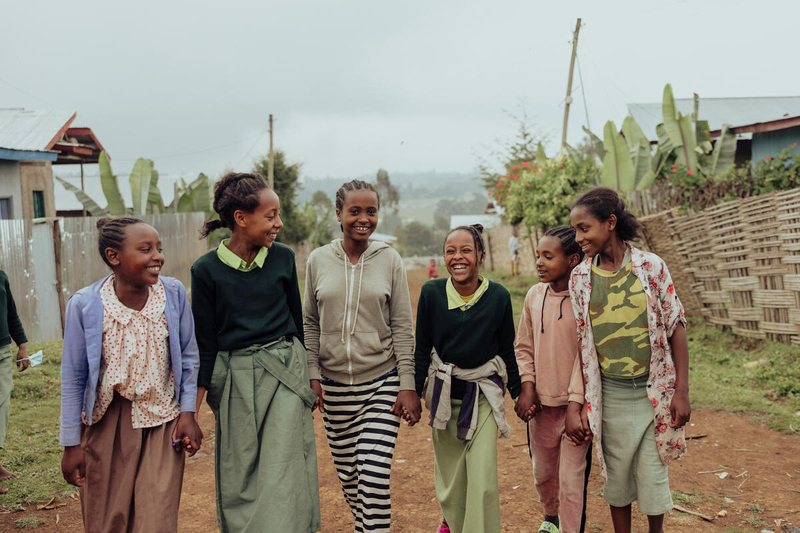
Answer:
[
  {"xmin": 84, "ymin": 276, "xmax": 181, "ymax": 428},
  {"xmin": 569, "ymin": 244, "xmax": 687, "ymax": 478}
]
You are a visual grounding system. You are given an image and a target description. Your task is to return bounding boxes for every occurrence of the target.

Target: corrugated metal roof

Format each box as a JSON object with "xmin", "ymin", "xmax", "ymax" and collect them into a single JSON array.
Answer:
[
  {"xmin": 0, "ymin": 108, "xmax": 76, "ymax": 152},
  {"xmin": 627, "ymin": 97, "xmax": 800, "ymax": 141},
  {"xmin": 449, "ymin": 214, "xmax": 502, "ymax": 231}
]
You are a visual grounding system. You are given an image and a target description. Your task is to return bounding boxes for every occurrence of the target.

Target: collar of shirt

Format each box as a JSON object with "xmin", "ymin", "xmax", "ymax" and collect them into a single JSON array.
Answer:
[
  {"xmin": 99, "ymin": 275, "xmax": 166, "ymax": 325},
  {"xmin": 217, "ymin": 239, "xmax": 268, "ymax": 271},
  {"xmin": 591, "ymin": 246, "xmax": 632, "ymax": 273},
  {"xmin": 446, "ymin": 275, "xmax": 489, "ymax": 311}
]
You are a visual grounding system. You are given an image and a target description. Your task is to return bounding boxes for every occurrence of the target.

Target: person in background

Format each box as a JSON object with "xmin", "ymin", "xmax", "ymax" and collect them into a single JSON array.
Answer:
[
  {"xmin": 515, "ymin": 226, "xmax": 591, "ymax": 533},
  {"xmin": 509, "ymin": 229, "xmax": 520, "ymax": 277},
  {"xmin": 428, "ymin": 258, "xmax": 439, "ymax": 279},
  {"xmin": 60, "ymin": 217, "xmax": 202, "ymax": 532},
  {"xmin": 0, "ymin": 268, "xmax": 28, "ymax": 494},
  {"xmin": 569, "ymin": 187, "xmax": 691, "ymax": 533}
]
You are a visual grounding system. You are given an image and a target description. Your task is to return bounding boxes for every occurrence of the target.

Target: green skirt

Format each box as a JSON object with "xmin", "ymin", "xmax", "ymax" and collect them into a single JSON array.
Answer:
[
  {"xmin": 601, "ymin": 375, "xmax": 672, "ymax": 515},
  {"xmin": 0, "ymin": 344, "xmax": 12, "ymax": 449},
  {"xmin": 207, "ymin": 337, "xmax": 321, "ymax": 533}
]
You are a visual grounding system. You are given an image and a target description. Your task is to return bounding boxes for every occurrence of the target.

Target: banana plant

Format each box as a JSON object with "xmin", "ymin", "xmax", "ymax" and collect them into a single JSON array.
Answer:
[
  {"xmin": 661, "ymin": 84, "xmax": 698, "ymax": 173},
  {"xmin": 147, "ymin": 169, "xmax": 166, "ymax": 214},
  {"xmin": 98, "ymin": 152, "xmax": 127, "ymax": 215},
  {"xmin": 175, "ymin": 173, "xmax": 211, "ymax": 213},
  {"xmin": 600, "ymin": 120, "xmax": 635, "ymax": 191},
  {"xmin": 707, "ymin": 124, "xmax": 737, "ymax": 176},
  {"xmin": 536, "ymin": 142, "xmax": 549, "ymax": 164},
  {"xmin": 582, "ymin": 125, "xmax": 606, "ymax": 161},
  {"xmin": 58, "ymin": 151, "xmax": 212, "ymax": 216},
  {"xmin": 54, "ymin": 177, "xmax": 107, "ymax": 216},
  {"xmin": 129, "ymin": 158, "xmax": 153, "ymax": 216},
  {"xmin": 621, "ymin": 116, "xmax": 656, "ymax": 190}
]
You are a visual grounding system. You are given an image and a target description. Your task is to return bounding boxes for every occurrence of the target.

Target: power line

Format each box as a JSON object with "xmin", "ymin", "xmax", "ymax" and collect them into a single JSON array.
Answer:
[{"xmin": 0, "ymin": 75, "xmax": 64, "ymax": 109}]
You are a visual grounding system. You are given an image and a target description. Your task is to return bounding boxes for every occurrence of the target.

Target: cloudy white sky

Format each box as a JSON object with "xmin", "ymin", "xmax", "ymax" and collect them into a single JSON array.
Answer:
[{"xmin": 1, "ymin": 0, "xmax": 795, "ymax": 183}]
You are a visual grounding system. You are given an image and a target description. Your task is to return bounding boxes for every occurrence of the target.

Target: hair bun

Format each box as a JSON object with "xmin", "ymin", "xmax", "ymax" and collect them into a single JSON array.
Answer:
[
  {"xmin": 96, "ymin": 217, "xmax": 112, "ymax": 231},
  {"xmin": 470, "ymin": 223, "xmax": 484, "ymax": 234}
]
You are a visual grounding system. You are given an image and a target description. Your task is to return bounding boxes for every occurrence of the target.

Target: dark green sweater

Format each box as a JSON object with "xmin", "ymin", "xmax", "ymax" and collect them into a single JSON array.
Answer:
[
  {"xmin": 0, "ymin": 270, "xmax": 27, "ymax": 348},
  {"xmin": 190, "ymin": 243, "xmax": 304, "ymax": 388},
  {"xmin": 414, "ymin": 278, "xmax": 521, "ymax": 399}
]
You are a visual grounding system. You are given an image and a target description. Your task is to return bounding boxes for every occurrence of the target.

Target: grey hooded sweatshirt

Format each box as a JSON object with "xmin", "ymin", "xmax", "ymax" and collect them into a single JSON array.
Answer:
[{"xmin": 303, "ymin": 239, "xmax": 415, "ymax": 390}]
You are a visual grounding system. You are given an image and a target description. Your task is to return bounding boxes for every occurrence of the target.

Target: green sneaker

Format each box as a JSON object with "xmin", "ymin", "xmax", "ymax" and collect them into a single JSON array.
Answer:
[{"xmin": 537, "ymin": 519, "xmax": 561, "ymax": 533}]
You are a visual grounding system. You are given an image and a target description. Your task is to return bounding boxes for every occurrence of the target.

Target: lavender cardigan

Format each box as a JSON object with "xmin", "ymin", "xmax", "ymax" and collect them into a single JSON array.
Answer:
[{"xmin": 59, "ymin": 276, "xmax": 199, "ymax": 446}]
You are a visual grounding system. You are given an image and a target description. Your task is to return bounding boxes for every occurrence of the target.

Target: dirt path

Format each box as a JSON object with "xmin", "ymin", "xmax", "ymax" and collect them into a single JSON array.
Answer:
[{"xmin": 3, "ymin": 270, "xmax": 800, "ymax": 532}]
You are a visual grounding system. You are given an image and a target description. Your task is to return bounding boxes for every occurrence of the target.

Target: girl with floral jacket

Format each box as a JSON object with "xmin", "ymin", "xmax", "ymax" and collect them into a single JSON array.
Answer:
[{"xmin": 569, "ymin": 187, "xmax": 691, "ymax": 533}]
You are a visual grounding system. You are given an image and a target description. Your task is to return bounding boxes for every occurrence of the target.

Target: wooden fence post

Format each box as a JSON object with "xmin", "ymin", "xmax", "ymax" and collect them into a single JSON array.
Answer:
[{"xmin": 52, "ymin": 219, "xmax": 66, "ymax": 335}]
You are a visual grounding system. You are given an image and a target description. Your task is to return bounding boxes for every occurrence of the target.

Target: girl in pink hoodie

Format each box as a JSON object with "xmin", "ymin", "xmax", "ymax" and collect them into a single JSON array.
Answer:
[{"xmin": 515, "ymin": 226, "xmax": 590, "ymax": 533}]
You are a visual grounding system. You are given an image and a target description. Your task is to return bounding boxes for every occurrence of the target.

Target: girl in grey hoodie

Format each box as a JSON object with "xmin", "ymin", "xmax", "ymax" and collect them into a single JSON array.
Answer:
[{"xmin": 303, "ymin": 179, "xmax": 419, "ymax": 532}]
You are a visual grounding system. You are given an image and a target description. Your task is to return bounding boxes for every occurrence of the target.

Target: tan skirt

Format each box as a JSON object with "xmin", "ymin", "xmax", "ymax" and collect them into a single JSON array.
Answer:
[{"xmin": 80, "ymin": 394, "xmax": 184, "ymax": 533}]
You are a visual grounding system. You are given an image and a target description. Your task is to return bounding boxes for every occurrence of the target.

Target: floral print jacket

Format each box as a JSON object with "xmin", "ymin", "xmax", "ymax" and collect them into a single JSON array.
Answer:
[{"xmin": 569, "ymin": 244, "xmax": 687, "ymax": 479}]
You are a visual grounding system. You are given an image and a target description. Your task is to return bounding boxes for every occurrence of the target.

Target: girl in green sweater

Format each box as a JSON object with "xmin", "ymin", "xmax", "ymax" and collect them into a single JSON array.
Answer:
[
  {"xmin": 414, "ymin": 224, "xmax": 521, "ymax": 533},
  {"xmin": 191, "ymin": 173, "xmax": 320, "ymax": 533}
]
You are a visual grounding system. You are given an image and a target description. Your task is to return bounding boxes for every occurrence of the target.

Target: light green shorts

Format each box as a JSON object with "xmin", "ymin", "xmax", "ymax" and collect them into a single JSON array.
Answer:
[{"xmin": 601, "ymin": 375, "xmax": 673, "ymax": 515}]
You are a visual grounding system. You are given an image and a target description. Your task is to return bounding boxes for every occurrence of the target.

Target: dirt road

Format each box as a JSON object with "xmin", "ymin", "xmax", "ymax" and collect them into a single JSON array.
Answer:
[{"xmin": 2, "ymin": 270, "xmax": 799, "ymax": 532}]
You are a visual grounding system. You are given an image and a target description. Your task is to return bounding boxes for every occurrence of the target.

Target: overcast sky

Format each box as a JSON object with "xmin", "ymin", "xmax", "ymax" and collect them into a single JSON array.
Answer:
[{"xmin": 1, "ymin": 0, "xmax": 796, "ymax": 183}]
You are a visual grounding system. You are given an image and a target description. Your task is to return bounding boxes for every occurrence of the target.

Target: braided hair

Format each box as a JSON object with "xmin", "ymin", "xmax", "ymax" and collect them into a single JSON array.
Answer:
[
  {"xmin": 200, "ymin": 172, "xmax": 268, "ymax": 238},
  {"xmin": 543, "ymin": 225, "xmax": 585, "ymax": 263},
  {"xmin": 444, "ymin": 224, "xmax": 486, "ymax": 259},
  {"xmin": 97, "ymin": 216, "xmax": 145, "ymax": 267},
  {"xmin": 572, "ymin": 186, "xmax": 642, "ymax": 242},
  {"xmin": 334, "ymin": 180, "xmax": 380, "ymax": 212}
]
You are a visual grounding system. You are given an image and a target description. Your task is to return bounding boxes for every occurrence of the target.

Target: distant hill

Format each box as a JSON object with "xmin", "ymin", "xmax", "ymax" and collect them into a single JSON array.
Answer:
[{"xmin": 297, "ymin": 170, "xmax": 485, "ymax": 204}]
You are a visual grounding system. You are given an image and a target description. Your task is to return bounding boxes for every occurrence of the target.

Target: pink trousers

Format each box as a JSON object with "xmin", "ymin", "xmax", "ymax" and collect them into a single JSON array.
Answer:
[{"xmin": 528, "ymin": 405, "xmax": 591, "ymax": 533}]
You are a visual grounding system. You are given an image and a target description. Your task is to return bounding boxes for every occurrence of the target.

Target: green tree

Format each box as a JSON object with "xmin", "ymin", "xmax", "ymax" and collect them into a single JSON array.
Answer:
[
  {"xmin": 477, "ymin": 106, "xmax": 547, "ymax": 189},
  {"xmin": 396, "ymin": 220, "xmax": 438, "ymax": 256},
  {"xmin": 374, "ymin": 169, "xmax": 401, "ymax": 234},
  {"xmin": 303, "ymin": 190, "xmax": 336, "ymax": 246},
  {"xmin": 252, "ymin": 150, "xmax": 309, "ymax": 244}
]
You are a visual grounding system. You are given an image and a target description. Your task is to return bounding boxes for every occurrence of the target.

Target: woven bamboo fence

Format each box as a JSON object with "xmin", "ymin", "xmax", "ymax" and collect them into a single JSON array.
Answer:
[{"xmin": 640, "ymin": 189, "xmax": 800, "ymax": 345}]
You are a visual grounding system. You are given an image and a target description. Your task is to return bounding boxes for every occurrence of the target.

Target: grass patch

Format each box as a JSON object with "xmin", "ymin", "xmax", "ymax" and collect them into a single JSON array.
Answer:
[
  {"xmin": 14, "ymin": 516, "xmax": 46, "ymax": 529},
  {"xmin": 740, "ymin": 514, "xmax": 769, "ymax": 528},
  {"xmin": 2, "ymin": 341, "xmax": 77, "ymax": 509},
  {"xmin": 744, "ymin": 502, "xmax": 765, "ymax": 513},
  {"xmin": 484, "ymin": 270, "xmax": 539, "ymax": 325},
  {"xmin": 687, "ymin": 322, "xmax": 800, "ymax": 433},
  {"xmin": 671, "ymin": 488, "xmax": 702, "ymax": 507},
  {"xmin": 722, "ymin": 529, "xmax": 753, "ymax": 533}
]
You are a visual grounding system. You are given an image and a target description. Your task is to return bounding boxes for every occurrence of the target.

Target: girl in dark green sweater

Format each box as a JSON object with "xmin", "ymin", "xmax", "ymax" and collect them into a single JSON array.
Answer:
[
  {"xmin": 414, "ymin": 224, "xmax": 521, "ymax": 533},
  {"xmin": 190, "ymin": 173, "xmax": 320, "ymax": 533}
]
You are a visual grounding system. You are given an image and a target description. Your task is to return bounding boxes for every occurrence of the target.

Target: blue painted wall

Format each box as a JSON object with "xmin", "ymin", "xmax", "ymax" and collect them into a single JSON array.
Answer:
[{"xmin": 751, "ymin": 125, "xmax": 800, "ymax": 164}]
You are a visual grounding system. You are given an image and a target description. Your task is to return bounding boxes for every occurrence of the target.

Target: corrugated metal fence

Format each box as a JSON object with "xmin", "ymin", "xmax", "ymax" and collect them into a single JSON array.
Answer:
[{"xmin": 0, "ymin": 213, "xmax": 208, "ymax": 342}]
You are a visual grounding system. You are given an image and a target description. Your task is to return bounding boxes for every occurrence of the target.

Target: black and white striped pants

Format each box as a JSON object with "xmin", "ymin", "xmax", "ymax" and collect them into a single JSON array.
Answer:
[{"xmin": 321, "ymin": 371, "xmax": 400, "ymax": 533}]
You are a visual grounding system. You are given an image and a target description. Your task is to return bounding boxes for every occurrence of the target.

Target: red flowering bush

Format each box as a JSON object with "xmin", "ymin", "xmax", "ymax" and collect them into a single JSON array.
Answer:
[{"xmin": 490, "ymin": 156, "xmax": 594, "ymax": 229}]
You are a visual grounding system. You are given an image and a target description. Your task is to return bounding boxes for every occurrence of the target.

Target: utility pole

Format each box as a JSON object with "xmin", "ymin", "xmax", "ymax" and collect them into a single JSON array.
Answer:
[
  {"xmin": 267, "ymin": 114, "xmax": 275, "ymax": 188},
  {"xmin": 561, "ymin": 18, "xmax": 582, "ymax": 148}
]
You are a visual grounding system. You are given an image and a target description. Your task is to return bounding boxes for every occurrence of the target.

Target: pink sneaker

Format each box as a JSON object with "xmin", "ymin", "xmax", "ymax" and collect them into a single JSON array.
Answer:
[{"xmin": 435, "ymin": 523, "xmax": 451, "ymax": 533}]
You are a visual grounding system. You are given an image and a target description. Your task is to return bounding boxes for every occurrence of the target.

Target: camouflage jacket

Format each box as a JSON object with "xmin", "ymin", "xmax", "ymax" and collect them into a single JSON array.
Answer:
[{"xmin": 569, "ymin": 244, "xmax": 687, "ymax": 478}]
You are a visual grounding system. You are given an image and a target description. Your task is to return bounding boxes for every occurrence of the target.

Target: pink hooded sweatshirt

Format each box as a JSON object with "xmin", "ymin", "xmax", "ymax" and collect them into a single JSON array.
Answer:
[{"xmin": 515, "ymin": 283, "xmax": 584, "ymax": 406}]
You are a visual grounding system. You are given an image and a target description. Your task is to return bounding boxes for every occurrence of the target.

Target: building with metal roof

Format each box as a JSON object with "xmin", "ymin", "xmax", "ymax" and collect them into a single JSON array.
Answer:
[
  {"xmin": 0, "ymin": 108, "xmax": 106, "ymax": 219},
  {"xmin": 627, "ymin": 96, "xmax": 800, "ymax": 164}
]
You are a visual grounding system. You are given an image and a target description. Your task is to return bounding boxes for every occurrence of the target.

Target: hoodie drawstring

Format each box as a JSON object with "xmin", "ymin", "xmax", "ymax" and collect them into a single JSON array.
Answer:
[
  {"xmin": 340, "ymin": 250, "xmax": 366, "ymax": 343},
  {"xmin": 540, "ymin": 286, "xmax": 570, "ymax": 334}
]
